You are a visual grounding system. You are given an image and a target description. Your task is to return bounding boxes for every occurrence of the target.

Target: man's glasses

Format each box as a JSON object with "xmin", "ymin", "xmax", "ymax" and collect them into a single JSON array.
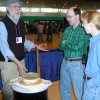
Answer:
[
  {"xmin": 65, "ymin": 15, "xmax": 76, "ymax": 20},
  {"xmin": 8, "ymin": 5, "xmax": 21, "ymax": 9}
]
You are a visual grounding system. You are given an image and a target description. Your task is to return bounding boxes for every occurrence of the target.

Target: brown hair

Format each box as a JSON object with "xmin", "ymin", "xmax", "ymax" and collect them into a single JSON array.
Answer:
[{"xmin": 81, "ymin": 11, "xmax": 100, "ymax": 30}]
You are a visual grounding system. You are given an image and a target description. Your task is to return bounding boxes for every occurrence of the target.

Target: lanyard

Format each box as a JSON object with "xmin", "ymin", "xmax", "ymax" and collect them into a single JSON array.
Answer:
[{"xmin": 15, "ymin": 23, "xmax": 21, "ymax": 37}]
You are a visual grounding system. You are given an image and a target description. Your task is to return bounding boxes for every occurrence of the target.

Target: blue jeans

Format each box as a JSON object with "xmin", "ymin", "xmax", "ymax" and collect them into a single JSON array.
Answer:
[
  {"xmin": 82, "ymin": 81, "xmax": 100, "ymax": 100},
  {"xmin": 60, "ymin": 59, "xmax": 84, "ymax": 100}
]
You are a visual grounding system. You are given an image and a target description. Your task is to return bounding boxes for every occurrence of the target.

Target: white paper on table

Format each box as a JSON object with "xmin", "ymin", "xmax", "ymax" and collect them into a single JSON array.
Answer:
[{"xmin": 12, "ymin": 79, "xmax": 52, "ymax": 93}]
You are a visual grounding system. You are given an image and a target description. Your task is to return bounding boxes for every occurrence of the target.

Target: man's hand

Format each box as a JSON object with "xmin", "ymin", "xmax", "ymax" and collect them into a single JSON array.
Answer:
[
  {"xmin": 8, "ymin": 56, "xmax": 27, "ymax": 77},
  {"xmin": 36, "ymin": 43, "xmax": 48, "ymax": 51},
  {"xmin": 17, "ymin": 62, "xmax": 26, "ymax": 77}
]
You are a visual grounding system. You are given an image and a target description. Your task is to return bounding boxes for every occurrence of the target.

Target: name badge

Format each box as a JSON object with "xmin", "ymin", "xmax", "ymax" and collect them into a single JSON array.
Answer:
[{"xmin": 16, "ymin": 37, "xmax": 22, "ymax": 44}]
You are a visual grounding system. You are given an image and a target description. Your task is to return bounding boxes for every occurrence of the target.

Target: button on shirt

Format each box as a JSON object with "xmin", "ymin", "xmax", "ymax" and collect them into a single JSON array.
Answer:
[{"xmin": 85, "ymin": 34, "xmax": 100, "ymax": 87}]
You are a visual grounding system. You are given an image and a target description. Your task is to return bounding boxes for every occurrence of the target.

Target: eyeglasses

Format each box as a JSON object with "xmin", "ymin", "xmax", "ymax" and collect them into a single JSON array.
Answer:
[
  {"xmin": 8, "ymin": 5, "xmax": 21, "ymax": 9},
  {"xmin": 65, "ymin": 15, "xmax": 76, "ymax": 19}
]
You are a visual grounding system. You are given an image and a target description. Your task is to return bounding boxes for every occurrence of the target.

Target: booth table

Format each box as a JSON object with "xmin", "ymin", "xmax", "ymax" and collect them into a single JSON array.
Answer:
[{"xmin": 25, "ymin": 48, "xmax": 63, "ymax": 81}]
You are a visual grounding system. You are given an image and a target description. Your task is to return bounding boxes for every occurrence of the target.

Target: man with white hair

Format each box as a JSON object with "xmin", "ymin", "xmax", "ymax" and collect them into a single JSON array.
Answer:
[{"xmin": 0, "ymin": 0, "xmax": 45, "ymax": 100}]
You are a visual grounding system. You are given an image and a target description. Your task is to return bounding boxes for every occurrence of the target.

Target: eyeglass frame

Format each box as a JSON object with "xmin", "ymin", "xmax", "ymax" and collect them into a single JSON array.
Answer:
[
  {"xmin": 8, "ymin": 5, "xmax": 21, "ymax": 8},
  {"xmin": 65, "ymin": 15, "xmax": 76, "ymax": 20}
]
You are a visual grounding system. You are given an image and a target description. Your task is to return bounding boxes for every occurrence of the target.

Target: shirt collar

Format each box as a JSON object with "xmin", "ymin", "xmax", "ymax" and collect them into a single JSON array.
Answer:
[
  {"xmin": 90, "ymin": 34, "xmax": 100, "ymax": 43},
  {"xmin": 7, "ymin": 14, "xmax": 19, "ymax": 24},
  {"xmin": 72, "ymin": 23, "xmax": 82, "ymax": 29}
]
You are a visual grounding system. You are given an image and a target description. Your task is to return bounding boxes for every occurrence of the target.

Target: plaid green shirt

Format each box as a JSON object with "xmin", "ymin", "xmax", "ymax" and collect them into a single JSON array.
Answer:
[{"xmin": 59, "ymin": 23, "xmax": 90, "ymax": 58}]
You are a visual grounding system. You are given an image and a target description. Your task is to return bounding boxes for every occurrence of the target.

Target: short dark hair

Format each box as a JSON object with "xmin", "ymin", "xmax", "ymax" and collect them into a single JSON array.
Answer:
[{"xmin": 73, "ymin": 8, "xmax": 81, "ymax": 15}]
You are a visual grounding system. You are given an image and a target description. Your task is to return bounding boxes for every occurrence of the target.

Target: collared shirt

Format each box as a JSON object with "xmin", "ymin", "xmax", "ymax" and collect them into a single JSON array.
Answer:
[
  {"xmin": 59, "ymin": 23, "xmax": 90, "ymax": 58},
  {"xmin": 85, "ymin": 34, "xmax": 100, "ymax": 77},
  {"xmin": 85, "ymin": 34, "xmax": 100, "ymax": 87},
  {"xmin": 0, "ymin": 15, "xmax": 35, "ymax": 61}
]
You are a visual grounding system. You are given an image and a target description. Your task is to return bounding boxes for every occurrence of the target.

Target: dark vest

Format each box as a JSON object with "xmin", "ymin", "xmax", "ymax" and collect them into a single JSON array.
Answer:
[{"xmin": 0, "ymin": 16, "xmax": 25, "ymax": 61}]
